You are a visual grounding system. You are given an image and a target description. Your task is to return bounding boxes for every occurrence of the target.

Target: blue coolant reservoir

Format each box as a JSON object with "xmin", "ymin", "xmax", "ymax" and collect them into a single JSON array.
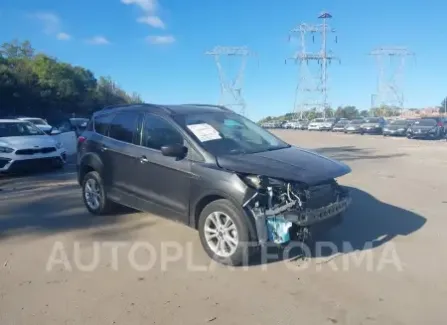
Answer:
[{"xmin": 266, "ymin": 216, "xmax": 293, "ymax": 244}]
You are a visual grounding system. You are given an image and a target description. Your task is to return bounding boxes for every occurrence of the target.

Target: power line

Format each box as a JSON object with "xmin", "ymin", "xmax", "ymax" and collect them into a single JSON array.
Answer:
[
  {"xmin": 369, "ymin": 46, "xmax": 415, "ymax": 111},
  {"xmin": 205, "ymin": 46, "xmax": 255, "ymax": 116},
  {"xmin": 286, "ymin": 12, "xmax": 340, "ymax": 119}
]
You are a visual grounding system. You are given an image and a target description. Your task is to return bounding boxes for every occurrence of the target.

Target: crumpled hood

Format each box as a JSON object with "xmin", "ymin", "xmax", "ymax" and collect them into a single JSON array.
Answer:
[
  {"xmin": 216, "ymin": 146, "xmax": 351, "ymax": 185},
  {"xmin": 0, "ymin": 135, "xmax": 58, "ymax": 149}
]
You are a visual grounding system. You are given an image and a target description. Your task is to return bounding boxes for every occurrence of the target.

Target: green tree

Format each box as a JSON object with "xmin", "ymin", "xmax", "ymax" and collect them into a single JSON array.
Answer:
[
  {"xmin": 359, "ymin": 110, "xmax": 369, "ymax": 117},
  {"xmin": 0, "ymin": 39, "xmax": 143, "ymax": 118}
]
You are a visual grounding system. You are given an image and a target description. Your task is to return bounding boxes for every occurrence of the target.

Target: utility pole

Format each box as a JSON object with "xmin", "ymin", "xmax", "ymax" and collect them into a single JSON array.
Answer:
[
  {"xmin": 369, "ymin": 47, "xmax": 415, "ymax": 114},
  {"xmin": 287, "ymin": 12, "xmax": 339, "ymax": 119},
  {"xmin": 205, "ymin": 46, "xmax": 255, "ymax": 116}
]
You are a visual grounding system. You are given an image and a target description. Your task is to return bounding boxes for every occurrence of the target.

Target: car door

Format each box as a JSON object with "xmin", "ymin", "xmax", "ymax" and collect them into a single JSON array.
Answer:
[
  {"xmin": 132, "ymin": 113, "xmax": 192, "ymax": 218},
  {"xmin": 105, "ymin": 110, "xmax": 143, "ymax": 197}
]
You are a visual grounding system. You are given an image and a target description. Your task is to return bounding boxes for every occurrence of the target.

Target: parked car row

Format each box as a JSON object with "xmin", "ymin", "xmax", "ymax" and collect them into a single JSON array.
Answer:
[
  {"xmin": 262, "ymin": 117, "xmax": 447, "ymax": 140},
  {"xmin": 3, "ymin": 116, "xmax": 90, "ymax": 136}
]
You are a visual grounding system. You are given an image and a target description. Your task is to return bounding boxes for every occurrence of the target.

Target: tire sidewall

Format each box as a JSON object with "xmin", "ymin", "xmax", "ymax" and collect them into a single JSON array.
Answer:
[
  {"xmin": 82, "ymin": 171, "xmax": 107, "ymax": 215},
  {"xmin": 198, "ymin": 199, "xmax": 251, "ymax": 266}
]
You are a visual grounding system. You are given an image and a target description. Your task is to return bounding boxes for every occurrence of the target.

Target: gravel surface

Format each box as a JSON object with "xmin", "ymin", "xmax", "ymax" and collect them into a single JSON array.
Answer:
[{"xmin": 0, "ymin": 131, "xmax": 446, "ymax": 325}]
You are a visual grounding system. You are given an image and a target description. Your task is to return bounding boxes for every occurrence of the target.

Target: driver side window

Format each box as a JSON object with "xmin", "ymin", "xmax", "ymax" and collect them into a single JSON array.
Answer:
[{"xmin": 142, "ymin": 114, "xmax": 184, "ymax": 150}]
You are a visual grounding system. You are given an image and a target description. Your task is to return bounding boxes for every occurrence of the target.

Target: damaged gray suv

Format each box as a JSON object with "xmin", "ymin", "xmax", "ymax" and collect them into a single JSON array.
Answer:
[{"xmin": 77, "ymin": 103, "xmax": 352, "ymax": 265}]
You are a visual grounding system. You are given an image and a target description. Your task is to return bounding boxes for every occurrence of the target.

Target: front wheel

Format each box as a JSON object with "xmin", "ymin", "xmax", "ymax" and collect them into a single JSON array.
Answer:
[
  {"xmin": 82, "ymin": 171, "xmax": 116, "ymax": 215},
  {"xmin": 198, "ymin": 199, "xmax": 252, "ymax": 266}
]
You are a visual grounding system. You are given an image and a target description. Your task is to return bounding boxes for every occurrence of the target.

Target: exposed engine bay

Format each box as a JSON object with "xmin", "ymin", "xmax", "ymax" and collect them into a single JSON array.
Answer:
[{"xmin": 242, "ymin": 175, "xmax": 352, "ymax": 245}]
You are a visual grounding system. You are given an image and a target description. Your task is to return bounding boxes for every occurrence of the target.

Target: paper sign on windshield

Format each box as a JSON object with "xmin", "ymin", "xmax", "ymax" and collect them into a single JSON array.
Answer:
[{"xmin": 187, "ymin": 123, "xmax": 221, "ymax": 142}]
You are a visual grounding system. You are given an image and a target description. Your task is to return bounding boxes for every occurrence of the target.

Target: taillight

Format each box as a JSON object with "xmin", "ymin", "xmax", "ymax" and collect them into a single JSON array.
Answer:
[{"xmin": 78, "ymin": 136, "xmax": 86, "ymax": 143}]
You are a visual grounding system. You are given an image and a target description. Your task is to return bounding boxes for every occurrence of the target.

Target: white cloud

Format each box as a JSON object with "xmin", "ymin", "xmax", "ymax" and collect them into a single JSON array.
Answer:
[
  {"xmin": 137, "ymin": 15, "xmax": 165, "ymax": 29},
  {"xmin": 86, "ymin": 36, "xmax": 110, "ymax": 45},
  {"xmin": 146, "ymin": 35, "xmax": 175, "ymax": 45},
  {"xmin": 31, "ymin": 12, "xmax": 61, "ymax": 35},
  {"xmin": 121, "ymin": 0, "xmax": 158, "ymax": 12},
  {"xmin": 56, "ymin": 32, "xmax": 71, "ymax": 41}
]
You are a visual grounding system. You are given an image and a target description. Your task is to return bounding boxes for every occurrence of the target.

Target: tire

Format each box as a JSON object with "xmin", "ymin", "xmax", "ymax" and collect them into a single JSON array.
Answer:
[
  {"xmin": 198, "ymin": 199, "xmax": 252, "ymax": 266},
  {"xmin": 81, "ymin": 171, "xmax": 115, "ymax": 215}
]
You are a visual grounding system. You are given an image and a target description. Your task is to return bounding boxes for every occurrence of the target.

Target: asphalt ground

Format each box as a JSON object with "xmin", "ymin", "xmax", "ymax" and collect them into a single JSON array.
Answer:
[{"xmin": 0, "ymin": 131, "xmax": 446, "ymax": 325}]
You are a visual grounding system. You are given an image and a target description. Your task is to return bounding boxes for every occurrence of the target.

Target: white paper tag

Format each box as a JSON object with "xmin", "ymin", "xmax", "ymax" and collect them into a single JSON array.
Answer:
[{"xmin": 187, "ymin": 123, "xmax": 221, "ymax": 142}]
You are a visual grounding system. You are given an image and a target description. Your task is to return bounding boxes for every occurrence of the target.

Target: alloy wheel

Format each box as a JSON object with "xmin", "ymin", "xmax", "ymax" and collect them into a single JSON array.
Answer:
[{"xmin": 204, "ymin": 211, "xmax": 239, "ymax": 258}]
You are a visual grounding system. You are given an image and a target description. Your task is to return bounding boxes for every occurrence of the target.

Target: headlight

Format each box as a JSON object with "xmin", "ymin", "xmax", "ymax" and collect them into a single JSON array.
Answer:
[
  {"xmin": 0, "ymin": 146, "xmax": 14, "ymax": 153},
  {"xmin": 375, "ymin": 124, "xmax": 380, "ymax": 128},
  {"xmin": 55, "ymin": 142, "xmax": 63, "ymax": 149},
  {"xmin": 397, "ymin": 128, "xmax": 405, "ymax": 131},
  {"xmin": 429, "ymin": 128, "xmax": 437, "ymax": 133},
  {"xmin": 242, "ymin": 175, "xmax": 285, "ymax": 189},
  {"xmin": 384, "ymin": 128, "xmax": 389, "ymax": 131},
  {"xmin": 244, "ymin": 175, "xmax": 270, "ymax": 189}
]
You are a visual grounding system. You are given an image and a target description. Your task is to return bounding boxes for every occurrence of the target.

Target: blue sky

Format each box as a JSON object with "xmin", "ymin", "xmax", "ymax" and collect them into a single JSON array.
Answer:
[{"xmin": 1, "ymin": 0, "xmax": 446, "ymax": 121}]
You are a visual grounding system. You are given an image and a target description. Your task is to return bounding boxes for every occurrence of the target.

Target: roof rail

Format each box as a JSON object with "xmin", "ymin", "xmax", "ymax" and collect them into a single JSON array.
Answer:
[
  {"xmin": 100, "ymin": 103, "xmax": 173, "ymax": 114},
  {"xmin": 183, "ymin": 104, "xmax": 233, "ymax": 112}
]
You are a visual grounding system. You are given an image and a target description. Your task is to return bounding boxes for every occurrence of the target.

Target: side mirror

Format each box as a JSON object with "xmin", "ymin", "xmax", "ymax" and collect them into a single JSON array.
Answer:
[{"xmin": 161, "ymin": 144, "xmax": 187, "ymax": 158}]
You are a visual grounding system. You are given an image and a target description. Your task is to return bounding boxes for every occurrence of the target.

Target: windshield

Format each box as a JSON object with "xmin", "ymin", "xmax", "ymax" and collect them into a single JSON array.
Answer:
[
  {"xmin": 364, "ymin": 118, "xmax": 380, "ymax": 123},
  {"xmin": 313, "ymin": 118, "xmax": 324, "ymax": 123},
  {"xmin": 389, "ymin": 120, "xmax": 408, "ymax": 125},
  {"xmin": 174, "ymin": 112, "xmax": 290, "ymax": 155},
  {"xmin": 325, "ymin": 118, "xmax": 336, "ymax": 122},
  {"xmin": 349, "ymin": 120, "xmax": 364, "ymax": 125},
  {"xmin": 25, "ymin": 118, "xmax": 48, "ymax": 125},
  {"xmin": 0, "ymin": 122, "xmax": 46, "ymax": 137},
  {"xmin": 413, "ymin": 119, "xmax": 437, "ymax": 126},
  {"xmin": 336, "ymin": 120, "xmax": 349, "ymax": 125}
]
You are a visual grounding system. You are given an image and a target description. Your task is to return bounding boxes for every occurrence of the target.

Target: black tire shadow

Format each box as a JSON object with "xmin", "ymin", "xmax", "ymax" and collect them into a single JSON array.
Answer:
[{"xmin": 243, "ymin": 186, "xmax": 427, "ymax": 266}]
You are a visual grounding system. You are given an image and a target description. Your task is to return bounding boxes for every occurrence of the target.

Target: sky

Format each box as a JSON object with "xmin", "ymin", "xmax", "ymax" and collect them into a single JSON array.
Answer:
[{"xmin": 1, "ymin": 0, "xmax": 446, "ymax": 121}]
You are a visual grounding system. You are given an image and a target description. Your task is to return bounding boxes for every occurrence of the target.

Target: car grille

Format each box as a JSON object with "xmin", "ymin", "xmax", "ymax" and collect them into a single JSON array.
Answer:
[
  {"xmin": 8, "ymin": 157, "xmax": 62, "ymax": 171},
  {"xmin": 15, "ymin": 147, "xmax": 56, "ymax": 155}
]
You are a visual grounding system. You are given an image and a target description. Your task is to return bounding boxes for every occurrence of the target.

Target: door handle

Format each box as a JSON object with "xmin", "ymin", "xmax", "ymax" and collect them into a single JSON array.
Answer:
[
  {"xmin": 139, "ymin": 156, "xmax": 149, "ymax": 163},
  {"xmin": 100, "ymin": 145, "xmax": 108, "ymax": 152}
]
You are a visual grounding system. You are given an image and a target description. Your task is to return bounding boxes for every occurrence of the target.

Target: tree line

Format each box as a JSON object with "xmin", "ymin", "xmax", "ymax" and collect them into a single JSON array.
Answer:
[{"xmin": 0, "ymin": 40, "xmax": 143, "ymax": 123}]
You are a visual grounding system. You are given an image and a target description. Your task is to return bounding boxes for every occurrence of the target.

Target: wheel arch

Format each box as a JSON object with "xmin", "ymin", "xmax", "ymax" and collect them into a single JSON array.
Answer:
[
  {"xmin": 78, "ymin": 153, "xmax": 104, "ymax": 185},
  {"xmin": 191, "ymin": 190, "xmax": 258, "ymax": 242}
]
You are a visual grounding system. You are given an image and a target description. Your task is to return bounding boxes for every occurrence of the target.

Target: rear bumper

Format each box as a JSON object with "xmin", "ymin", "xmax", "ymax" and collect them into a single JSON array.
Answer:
[
  {"xmin": 383, "ymin": 130, "xmax": 406, "ymax": 136},
  {"xmin": 361, "ymin": 127, "xmax": 382, "ymax": 134},
  {"xmin": 345, "ymin": 129, "xmax": 361, "ymax": 133},
  {"xmin": 407, "ymin": 132, "xmax": 439, "ymax": 139}
]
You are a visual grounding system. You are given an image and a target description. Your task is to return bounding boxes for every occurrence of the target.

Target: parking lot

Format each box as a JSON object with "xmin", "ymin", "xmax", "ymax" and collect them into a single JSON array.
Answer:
[{"xmin": 0, "ymin": 131, "xmax": 446, "ymax": 325}]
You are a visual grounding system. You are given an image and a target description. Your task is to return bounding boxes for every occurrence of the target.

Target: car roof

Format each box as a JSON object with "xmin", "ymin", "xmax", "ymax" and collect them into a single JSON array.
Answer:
[{"xmin": 95, "ymin": 103, "xmax": 232, "ymax": 117}]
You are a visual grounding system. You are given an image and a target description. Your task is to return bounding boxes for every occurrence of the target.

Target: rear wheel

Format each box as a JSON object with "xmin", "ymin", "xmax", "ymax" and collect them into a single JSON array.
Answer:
[
  {"xmin": 198, "ymin": 199, "xmax": 252, "ymax": 266},
  {"xmin": 82, "ymin": 171, "xmax": 115, "ymax": 215}
]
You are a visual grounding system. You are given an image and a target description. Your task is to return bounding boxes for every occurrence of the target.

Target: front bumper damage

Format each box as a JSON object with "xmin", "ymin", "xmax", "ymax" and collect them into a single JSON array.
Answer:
[{"xmin": 244, "ymin": 180, "xmax": 351, "ymax": 245}]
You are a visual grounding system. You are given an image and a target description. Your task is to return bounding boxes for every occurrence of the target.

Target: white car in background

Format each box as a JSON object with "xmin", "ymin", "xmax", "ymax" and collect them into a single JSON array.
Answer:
[
  {"xmin": 16, "ymin": 117, "xmax": 54, "ymax": 134},
  {"xmin": 307, "ymin": 118, "xmax": 325, "ymax": 131},
  {"xmin": 0, "ymin": 119, "xmax": 66, "ymax": 173}
]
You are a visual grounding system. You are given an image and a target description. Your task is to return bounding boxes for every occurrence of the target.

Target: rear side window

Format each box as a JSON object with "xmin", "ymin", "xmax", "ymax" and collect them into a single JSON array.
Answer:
[
  {"xmin": 94, "ymin": 114, "xmax": 114, "ymax": 136},
  {"xmin": 109, "ymin": 111, "xmax": 141, "ymax": 144}
]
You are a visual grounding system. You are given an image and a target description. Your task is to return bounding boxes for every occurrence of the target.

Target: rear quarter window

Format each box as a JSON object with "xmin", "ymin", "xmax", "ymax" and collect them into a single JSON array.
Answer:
[{"xmin": 94, "ymin": 114, "xmax": 114, "ymax": 136}]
